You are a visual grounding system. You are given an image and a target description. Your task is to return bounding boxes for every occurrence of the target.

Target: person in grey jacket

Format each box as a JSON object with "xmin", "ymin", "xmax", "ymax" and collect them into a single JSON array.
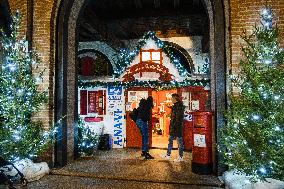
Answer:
[{"xmin": 161, "ymin": 93, "xmax": 185, "ymax": 162}]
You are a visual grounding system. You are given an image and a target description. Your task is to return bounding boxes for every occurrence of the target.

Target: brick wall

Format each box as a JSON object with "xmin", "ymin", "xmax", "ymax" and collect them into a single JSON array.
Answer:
[
  {"xmin": 7, "ymin": 0, "xmax": 284, "ymax": 128},
  {"xmin": 8, "ymin": 0, "xmax": 55, "ymax": 127},
  {"xmin": 230, "ymin": 0, "xmax": 284, "ymax": 77},
  {"xmin": 8, "ymin": 0, "xmax": 27, "ymax": 36},
  {"xmin": 32, "ymin": 0, "xmax": 54, "ymax": 127}
]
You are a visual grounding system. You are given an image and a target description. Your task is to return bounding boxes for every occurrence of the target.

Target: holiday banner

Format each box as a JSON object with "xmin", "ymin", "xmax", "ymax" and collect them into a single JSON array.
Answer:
[{"xmin": 107, "ymin": 86, "xmax": 125, "ymax": 148}]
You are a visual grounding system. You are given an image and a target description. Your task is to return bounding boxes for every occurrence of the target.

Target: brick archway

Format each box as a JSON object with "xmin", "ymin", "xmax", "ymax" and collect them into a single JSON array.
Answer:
[{"xmin": 53, "ymin": 0, "xmax": 228, "ymax": 174}]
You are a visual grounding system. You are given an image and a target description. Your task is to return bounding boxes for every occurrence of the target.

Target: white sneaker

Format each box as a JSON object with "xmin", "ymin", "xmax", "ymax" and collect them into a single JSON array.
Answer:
[
  {"xmin": 174, "ymin": 156, "xmax": 184, "ymax": 162},
  {"xmin": 160, "ymin": 154, "xmax": 170, "ymax": 160}
]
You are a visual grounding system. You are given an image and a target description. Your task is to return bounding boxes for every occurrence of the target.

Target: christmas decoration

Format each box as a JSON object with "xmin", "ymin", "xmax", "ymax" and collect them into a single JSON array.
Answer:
[
  {"xmin": 200, "ymin": 58, "xmax": 210, "ymax": 75},
  {"xmin": 114, "ymin": 31, "xmax": 189, "ymax": 77},
  {"xmin": 79, "ymin": 78, "xmax": 210, "ymax": 91},
  {"xmin": 77, "ymin": 118, "xmax": 100, "ymax": 156},
  {"xmin": 220, "ymin": 7, "xmax": 284, "ymax": 181},
  {"xmin": 0, "ymin": 13, "xmax": 56, "ymax": 162},
  {"xmin": 122, "ymin": 62, "xmax": 173, "ymax": 82}
]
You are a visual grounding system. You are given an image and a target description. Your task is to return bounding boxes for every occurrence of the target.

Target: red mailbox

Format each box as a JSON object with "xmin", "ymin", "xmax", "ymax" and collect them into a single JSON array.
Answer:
[{"xmin": 192, "ymin": 111, "xmax": 213, "ymax": 175}]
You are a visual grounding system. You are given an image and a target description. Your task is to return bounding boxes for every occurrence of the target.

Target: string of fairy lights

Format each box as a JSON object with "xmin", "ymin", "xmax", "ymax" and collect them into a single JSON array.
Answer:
[
  {"xmin": 0, "ymin": 12, "xmax": 57, "ymax": 162},
  {"xmin": 79, "ymin": 78, "xmax": 210, "ymax": 90},
  {"xmin": 79, "ymin": 31, "xmax": 210, "ymax": 89},
  {"xmin": 221, "ymin": 7, "xmax": 284, "ymax": 181},
  {"xmin": 113, "ymin": 31, "xmax": 189, "ymax": 77},
  {"xmin": 77, "ymin": 32, "xmax": 210, "ymax": 155}
]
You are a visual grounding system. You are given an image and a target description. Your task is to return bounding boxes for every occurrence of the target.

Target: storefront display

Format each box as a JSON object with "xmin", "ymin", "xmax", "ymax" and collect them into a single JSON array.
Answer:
[{"xmin": 78, "ymin": 33, "xmax": 210, "ymax": 150}]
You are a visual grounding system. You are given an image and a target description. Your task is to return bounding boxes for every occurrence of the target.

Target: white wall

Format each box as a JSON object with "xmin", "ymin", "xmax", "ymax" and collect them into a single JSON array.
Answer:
[
  {"xmin": 78, "ymin": 87, "xmax": 126, "ymax": 148},
  {"xmin": 123, "ymin": 36, "xmax": 209, "ymax": 75},
  {"xmin": 125, "ymin": 39, "xmax": 180, "ymax": 80}
]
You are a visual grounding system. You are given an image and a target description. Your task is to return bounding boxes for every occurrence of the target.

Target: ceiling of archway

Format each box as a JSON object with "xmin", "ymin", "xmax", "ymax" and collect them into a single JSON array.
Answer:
[{"xmin": 78, "ymin": 0, "xmax": 209, "ymax": 52}]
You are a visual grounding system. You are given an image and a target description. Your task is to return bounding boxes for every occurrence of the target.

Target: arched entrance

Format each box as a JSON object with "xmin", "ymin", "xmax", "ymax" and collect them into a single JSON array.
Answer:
[{"xmin": 53, "ymin": 0, "xmax": 227, "ymax": 174}]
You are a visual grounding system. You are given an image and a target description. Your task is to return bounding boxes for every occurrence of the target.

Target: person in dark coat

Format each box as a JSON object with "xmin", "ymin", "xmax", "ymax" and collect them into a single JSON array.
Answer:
[
  {"xmin": 136, "ymin": 96, "xmax": 154, "ymax": 159},
  {"xmin": 161, "ymin": 93, "xmax": 185, "ymax": 162}
]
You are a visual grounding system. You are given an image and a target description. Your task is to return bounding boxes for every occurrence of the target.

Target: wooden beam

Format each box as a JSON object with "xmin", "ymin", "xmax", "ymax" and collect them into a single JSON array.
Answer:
[
  {"xmin": 79, "ymin": 31, "xmax": 92, "ymax": 39},
  {"xmin": 115, "ymin": 0, "xmax": 125, "ymax": 10},
  {"xmin": 80, "ymin": 21, "xmax": 97, "ymax": 34},
  {"xmin": 154, "ymin": 0, "xmax": 160, "ymax": 8},
  {"xmin": 108, "ymin": 21, "xmax": 129, "ymax": 39},
  {"xmin": 134, "ymin": 0, "xmax": 142, "ymax": 8},
  {"xmin": 174, "ymin": 0, "xmax": 180, "ymax": 9},
  {"xmin": 193, "ymin": 0, "xmax": 199, "ymax": 8}
]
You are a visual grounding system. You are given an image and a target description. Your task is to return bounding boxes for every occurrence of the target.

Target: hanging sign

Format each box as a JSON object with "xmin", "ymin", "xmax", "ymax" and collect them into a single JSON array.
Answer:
[{"xmin": 122, "ymin": 62, "xmax": 173, "ymax": 82}]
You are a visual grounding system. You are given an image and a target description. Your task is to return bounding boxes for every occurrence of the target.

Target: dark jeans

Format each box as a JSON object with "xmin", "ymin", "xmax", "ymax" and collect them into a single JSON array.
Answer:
[
  {"xmin": 136, "ymin": 118, "xmax": 149, "ymax": 152},
  {"xmin": 166, "ymin": 135, "xmax": 184, "ymax": 157}
]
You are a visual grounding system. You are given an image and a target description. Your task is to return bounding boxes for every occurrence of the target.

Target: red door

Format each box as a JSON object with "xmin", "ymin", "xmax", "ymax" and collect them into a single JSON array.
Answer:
[
  {"xmin": 125, "ymin": 88, "xmax": 152, "ymax": 148},
  {"xmin": 177, "ymin": 86, "xmax": 209, "ymax": 151}
]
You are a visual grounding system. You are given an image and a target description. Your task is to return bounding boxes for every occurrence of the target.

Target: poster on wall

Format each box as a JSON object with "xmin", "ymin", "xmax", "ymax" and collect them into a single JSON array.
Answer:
[
  {"xmin": 107, "ymin": 86, "xmax": 125, "ymax": 148},
  {"xmin": 128, "ymin": 91, "xmax": 137, "ymax": 102},
  {"xmin": 127, "ymin": 91, "xmax": 148, "ymax": 110},
  {"xmin": 136, "ymin": 91, "xmax": 148, "ymax": 102},
  {"xmin": 88, "ymin": 91, "xmax": 97, "ymax": 114},
  {"xmin": 182, "ymin": 92, "xmax": 190, "ymax": 112}
]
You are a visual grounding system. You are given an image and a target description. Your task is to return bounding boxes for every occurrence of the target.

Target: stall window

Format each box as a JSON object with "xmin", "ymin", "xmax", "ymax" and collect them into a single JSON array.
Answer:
[
  {"xmin": 80, "ymin": 89, "xmax": 106, "ymax": 116},
  {"xmin": 78, "ymin": 51, "xmax": 113, "ymax": 77},
  {"xmin": 140, "ymin": 49, "xmax": 162, "ymax": 64}
]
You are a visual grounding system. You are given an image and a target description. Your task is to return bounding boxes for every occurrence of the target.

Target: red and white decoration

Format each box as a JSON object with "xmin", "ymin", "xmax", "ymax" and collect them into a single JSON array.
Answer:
[
  {"xmin": 121, "ymin": 39, "xmax": 180, "ymax": 80},
  {"xmin": 78, "ymin": 37, "xmax": 210, "ymax": 149}
]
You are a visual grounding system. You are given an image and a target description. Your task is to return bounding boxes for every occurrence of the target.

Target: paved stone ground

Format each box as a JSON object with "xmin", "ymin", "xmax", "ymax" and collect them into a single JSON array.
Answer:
[
  {"xmin": 0, "ymin": 149, "xmax": 224, "ymax": 189},
  {"xmin": 0, "ymin": 175, "xmax": 223, "ymax": 189}
]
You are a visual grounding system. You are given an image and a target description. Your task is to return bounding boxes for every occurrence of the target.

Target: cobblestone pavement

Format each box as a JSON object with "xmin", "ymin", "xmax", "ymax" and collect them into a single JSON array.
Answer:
[{"xmin": 1, "ymin": 149, "xmax": 224, "ymax": 189}]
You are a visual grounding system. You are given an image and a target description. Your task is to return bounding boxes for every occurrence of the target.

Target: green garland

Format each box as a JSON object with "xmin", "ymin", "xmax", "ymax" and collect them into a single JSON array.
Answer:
[
  {"xmin": 79, "ymin": 78, "xmax": 210, "ymax": 90},
  {"xmin": 114, "ymin": 31, "xmax": 189, "ymax": 77}
]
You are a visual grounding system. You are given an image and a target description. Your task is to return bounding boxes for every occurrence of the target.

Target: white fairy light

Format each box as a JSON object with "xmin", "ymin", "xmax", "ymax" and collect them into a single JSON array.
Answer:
[
  {"xmin": 264, "ymin": 59, "xmax": 272, "ymax": 64},
  {"xmin": 259, "ymin": 167, "xmax": 267, "ymax": 174},
  {"xmin": 17, "ymin": 89, "xmax": 23, "ymax": 94},
  {"xmin": 262, "ymin": 92, "xmax": 268, "ymax": 99},
  {"xmin": 252, "ymin": 114, "xmax": 260, "ymax": 121},
  {"xmin": 274, "ymin": 126, "xmax": 281, "ymax": 131},
  {"xmin": 8, "ymin": 64, "xmax": 16, "ymax": 71},
  {"xmin": 273, "ymin": 95, "xmax": 280, "ymax": 100},
  {"xmin": 261, "ymin": 8, "xmax": 268, "ymax": 16}
]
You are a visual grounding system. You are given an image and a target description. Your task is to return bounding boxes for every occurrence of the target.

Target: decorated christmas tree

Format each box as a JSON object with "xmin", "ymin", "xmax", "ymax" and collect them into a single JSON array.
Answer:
[
  {"xmin": 0, "ymin": 13, "xmax": 55, "ymax": 161},
  {"xmin": 221, "ymin": 8, "xmax": 284, "ymax": 181},
  {"xmin": 77, "ymin": 118, "xmax": 100, "ymax": 156}
]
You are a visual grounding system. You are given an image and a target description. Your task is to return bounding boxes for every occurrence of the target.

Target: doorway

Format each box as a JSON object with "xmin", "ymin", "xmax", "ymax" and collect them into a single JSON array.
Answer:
[
  {"xmin": 151, "ymin": 89, "xmax": 178, "ymax": 149},
  {"xmin": 125, "ymin": 88, "xmax": 179, "ymax": 149}
]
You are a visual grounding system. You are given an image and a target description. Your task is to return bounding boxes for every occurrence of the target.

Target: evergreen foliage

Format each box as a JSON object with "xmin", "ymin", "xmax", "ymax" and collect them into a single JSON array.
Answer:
[
  {"xmin": 221, "ymin": 8, "xmax": 284, "ymax": 181},
  {"xmin": 0, "ymin": 13, "xmax": 55, "ymax": 161}
]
